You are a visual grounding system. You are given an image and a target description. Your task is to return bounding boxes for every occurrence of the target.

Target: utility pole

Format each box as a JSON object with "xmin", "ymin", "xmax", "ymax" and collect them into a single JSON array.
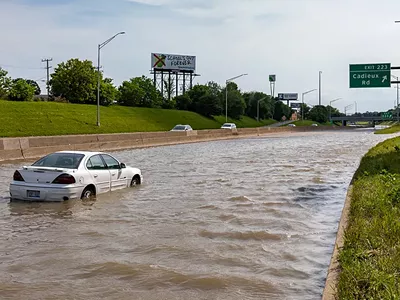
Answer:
[{"xmin": 42, "ymin": 58, "xmax": 52, "ymax": 98}]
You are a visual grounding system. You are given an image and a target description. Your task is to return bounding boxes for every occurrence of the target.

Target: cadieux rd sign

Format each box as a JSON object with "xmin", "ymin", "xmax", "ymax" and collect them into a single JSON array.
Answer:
[{"xmin": 349, "ymin": 63, "xmax": 391, "ymax": 88}]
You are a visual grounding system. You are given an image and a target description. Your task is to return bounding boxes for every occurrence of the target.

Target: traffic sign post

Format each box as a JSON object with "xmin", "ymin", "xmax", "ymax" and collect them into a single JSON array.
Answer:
[{"xmin": 349, "ymin": 63, "xmax": 391, "ymax": 88}]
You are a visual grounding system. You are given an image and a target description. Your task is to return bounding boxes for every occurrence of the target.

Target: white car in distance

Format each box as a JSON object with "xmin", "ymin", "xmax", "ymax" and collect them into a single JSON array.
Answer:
[
  {"xmin": 9, "ymin": 151, "xmax": 143, "ymax": 202},
  {"xmin": 170, "ymin": 124, "xmax": 193, "ymax": 131},
  {"xmin": 221, "ymin": 123, "xmax": 237, "ymax": 129}
]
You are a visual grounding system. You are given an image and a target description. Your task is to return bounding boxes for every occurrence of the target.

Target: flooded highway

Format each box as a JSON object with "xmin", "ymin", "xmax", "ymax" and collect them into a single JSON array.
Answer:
[{"xmin": 0, "ymin": 130, "xmax": 396, "ymax": 300}]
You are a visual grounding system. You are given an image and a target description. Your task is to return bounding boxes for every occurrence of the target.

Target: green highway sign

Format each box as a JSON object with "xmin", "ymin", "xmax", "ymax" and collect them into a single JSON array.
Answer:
[
  {"xmin": 382, "ymin": 112, "xmax": 393, "ymax": 120},
  {"xmin": 349, "ymin": 63, "xmax": 391, "ymax": 88},
  {"xmin": 269, "ymin": 74, "xmax": 276, "ymax": 82}
]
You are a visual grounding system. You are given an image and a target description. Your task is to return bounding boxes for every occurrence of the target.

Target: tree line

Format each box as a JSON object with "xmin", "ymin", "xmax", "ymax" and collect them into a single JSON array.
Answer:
[{"xmin": 0, "ymin": 58, "xmax": 352, "ymax": 123}]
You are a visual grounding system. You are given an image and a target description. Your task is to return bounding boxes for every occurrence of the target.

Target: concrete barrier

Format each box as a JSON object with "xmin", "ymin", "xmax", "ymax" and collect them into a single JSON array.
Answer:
[
  {"xmin": 322, "ymin": 185, "xmax": 353, "ymax": 300},
  {"xmin": 0, "ymin": 126, "xmax": 357, "ymax": 163}
]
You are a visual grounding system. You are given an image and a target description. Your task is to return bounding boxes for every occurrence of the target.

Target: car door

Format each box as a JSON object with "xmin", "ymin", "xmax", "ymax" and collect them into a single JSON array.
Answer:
[
  {"xmin": 101, "ymin": 154, "xmax": 128, "ymax": 191},
  {"xmin": 86, "ymin": 154, "xmax": 111, "ymax": 194}
]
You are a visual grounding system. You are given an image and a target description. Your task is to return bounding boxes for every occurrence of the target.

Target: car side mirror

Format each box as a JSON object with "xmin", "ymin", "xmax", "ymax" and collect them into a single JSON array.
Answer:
[{"xmin": 120, "ymin": 163, "xmax": 126, "ymax": 169}]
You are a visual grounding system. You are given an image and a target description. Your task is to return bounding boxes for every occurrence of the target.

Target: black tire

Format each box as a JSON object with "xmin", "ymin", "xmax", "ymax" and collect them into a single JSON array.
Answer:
[
  {"xmin": 81, "ymin": 186, "xmax": 95, "ymax": 200},
  {"xmin": 130, "ymin": 175, "xmax": 141, "ymax": 187}
]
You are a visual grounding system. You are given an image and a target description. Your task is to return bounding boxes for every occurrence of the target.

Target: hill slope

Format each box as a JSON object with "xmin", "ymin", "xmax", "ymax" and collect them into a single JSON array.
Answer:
[{"xmin": 0, "ymin": 100, "xmax": 274, "ymax": 137}]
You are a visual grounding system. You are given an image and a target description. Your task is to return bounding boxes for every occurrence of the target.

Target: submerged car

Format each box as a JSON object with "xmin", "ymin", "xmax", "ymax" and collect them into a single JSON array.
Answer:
[
  {"xmin": 170, "ymin": 124, "xmax": 193, "ymax": 131},
  {"xmin": 9, "ymin": 151, "xmax": 143, "ymax": 202},
  {"xmin": 221, "ymin": 123, "xmax": 237, "ymax": 129}
]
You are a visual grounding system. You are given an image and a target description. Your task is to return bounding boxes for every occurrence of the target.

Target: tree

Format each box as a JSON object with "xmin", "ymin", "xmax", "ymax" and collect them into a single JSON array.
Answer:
[
  {"xmin": 100, "ymin": 78, "xmax": 118, "ymax": 106},
  {"xmin": 299, "ymin": 103, "xmax": 311, "ymax": 120},
  {"xmin": 273, "ymin": 100, "xmax": 292, "ymax": 121},
  {"xmin": 174, "ymin": 93, "xmax": 192, "ymax": 111},
  {"xmin": 222, "ymin": 82, "xmax": 246, "ymax": 119},
  {"xmin": 0, "ymin": 67, "xmax": 11, "ymax": 99},
  {"xmin": 118, "ymin": 76, "xmax": 162, "ymax": 108},
  {"xmin": 13, "ymin": 78, "xmax": 41, "ymax": 95},
  {"xmin": 244, "ymin": 92, "xmax": 274, "ymax": 120},
  {"xmin": 187, "ymin": 84, "xmax": 222, "ymax": 117},
  {"xmin": 309, "ymin": 105, "xmax": 328, "ymax": 123},
  {"xmin": 8, "ymin": 79, "xmax": 35, "ymax": 101},
  {"xmin": 327, "ymin": 105, "xmax": 342, "ymax": 118},
  {"xmin": 26, "ymin": 80, "xmax": 41, "ymax": 95},
  {"xmin": 49, "ymin": 58, "xmax": 98, "ymax": 104}
]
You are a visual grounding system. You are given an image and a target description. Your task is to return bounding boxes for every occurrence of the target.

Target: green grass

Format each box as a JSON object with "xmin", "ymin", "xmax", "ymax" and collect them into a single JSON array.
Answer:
[
  {"xmin": 375, "ymin": 124, "xmax": 400, "ymax": 134},
  {"xmin": 0, "ymin": 100, "xmax": 275, "ymax": 137},
  {"xmin": 337, "ymin": 137, "xmax": 400, "ymax": 299}
]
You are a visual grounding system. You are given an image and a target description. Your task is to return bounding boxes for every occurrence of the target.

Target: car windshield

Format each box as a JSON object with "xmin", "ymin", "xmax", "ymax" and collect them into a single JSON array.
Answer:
[
  {"xmin": 32, "ymin": 153, "xmax": 84, "ymax": 169},
  {"xmin": 173, "ymin": 125, "xmax": 186, "ymax": 130},
  {"xmin": 222, "ymin": 124, "xmax": 232, "ymax": 127}
]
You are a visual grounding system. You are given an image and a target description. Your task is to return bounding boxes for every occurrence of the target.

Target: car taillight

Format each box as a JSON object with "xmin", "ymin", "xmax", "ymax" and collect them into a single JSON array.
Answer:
[
  {"xmin": 13, "ymin": 170, "xmax": 24, "ymax": 182},
  {"xmin": 52, "ymin": 174, "xmax": 76, "ymax": 184}
]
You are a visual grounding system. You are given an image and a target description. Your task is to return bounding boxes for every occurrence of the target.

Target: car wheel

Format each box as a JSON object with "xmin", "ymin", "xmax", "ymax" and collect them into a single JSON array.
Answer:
[
  {"xmin": 130, "ymin": 175, "xmax": 141, "ymax": 187},
  {"xmin": 81, "ymin": 186, "xmax": 95, "ymax": 200}
]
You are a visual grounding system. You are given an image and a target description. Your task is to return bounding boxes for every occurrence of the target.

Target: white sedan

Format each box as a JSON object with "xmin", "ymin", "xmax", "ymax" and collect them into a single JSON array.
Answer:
[
  {"xmin": 9, "ymin": 151, "xmax": 143, "ymax": 202},
  {"xmin": 221, "ymin": 123, "xmax": 237, "ymax": 129}
]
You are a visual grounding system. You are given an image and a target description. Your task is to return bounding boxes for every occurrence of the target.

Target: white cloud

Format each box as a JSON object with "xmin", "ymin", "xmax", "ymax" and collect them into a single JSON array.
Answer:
[{"xmin": 1, "ymin": 0, "xmax": 400, "ymax": 112}]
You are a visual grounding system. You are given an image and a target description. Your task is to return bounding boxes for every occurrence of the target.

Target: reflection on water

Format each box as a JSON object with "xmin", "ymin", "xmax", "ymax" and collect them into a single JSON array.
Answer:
[{"xmin": 0, "ymin": 130, "xmax": 397, "ymax": 300}]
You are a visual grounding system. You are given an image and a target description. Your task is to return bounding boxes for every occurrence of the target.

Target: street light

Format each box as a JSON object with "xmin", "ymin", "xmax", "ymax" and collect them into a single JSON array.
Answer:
[
  {"xmin": 225, "ymin": 73, "xmax": 248, "ymax": 122},
  {"xmin": 344, "ymin": 104, "xmax": 353, "ymax": 116},
  {"xmin": 96, "ymin": 31, "xmax": 125, "ymax": 127},
  {"xmin": 318, "ymin": 71, "xmax": 322, "ymax": 105},
  {"xmin": 257, "ymin": 96, "xmax": 268, "ymax": 122},
  {"xmin": 301, "ymin": 89, "xmax": 317, "ymax": 120},
  {"xmin": 329, "ymin": 98, "xmax": 341, "ymax": 122}
]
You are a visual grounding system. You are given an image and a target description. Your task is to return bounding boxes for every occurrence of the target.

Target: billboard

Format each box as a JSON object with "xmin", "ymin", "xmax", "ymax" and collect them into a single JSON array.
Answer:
[
  {"xmin": 278, "ymin": 93, "xmax": 298, "ymax": 101},
  {"xmin": 290, "ymin": 102, "xmax": 301, "ymax": 109},
  {"xmin": 151, "ymin": 53, "xmax": 196, "ymax": 72},
  {"xmin": 269, "ymin": 75, "xmax": 276, "ymax": 82}
]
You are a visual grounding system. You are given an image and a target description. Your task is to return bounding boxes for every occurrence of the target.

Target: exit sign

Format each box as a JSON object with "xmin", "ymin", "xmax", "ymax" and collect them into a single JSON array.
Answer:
[{"xmin": 349, "ymin": 63, "xmax": 391, "ymax": 88}]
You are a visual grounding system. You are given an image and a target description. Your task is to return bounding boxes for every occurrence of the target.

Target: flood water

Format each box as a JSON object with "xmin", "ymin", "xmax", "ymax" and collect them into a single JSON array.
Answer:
[{"xmin": 0, "ymin": 130, "xmax": 397, "ymax": 300}]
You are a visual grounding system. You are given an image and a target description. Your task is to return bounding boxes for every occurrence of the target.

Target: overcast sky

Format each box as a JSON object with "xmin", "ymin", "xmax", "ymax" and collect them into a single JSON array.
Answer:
[{"xmin": 1, "ymin": 0, "xmax": 400, "ymax": 113}]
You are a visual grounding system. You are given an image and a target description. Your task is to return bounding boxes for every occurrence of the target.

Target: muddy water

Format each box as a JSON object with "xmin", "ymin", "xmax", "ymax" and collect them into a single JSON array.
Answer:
[{"xmin": 0, "ymin": 130, "xmax": 396, "ymax": 300}]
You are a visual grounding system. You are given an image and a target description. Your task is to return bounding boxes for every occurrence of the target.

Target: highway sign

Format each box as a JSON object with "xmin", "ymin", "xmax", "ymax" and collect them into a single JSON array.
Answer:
[
  {"xmin": 278, "ymin": 93, "xmax": 298, "ymax": 100},
  {"xmin": 269, "ymin": 75, "xmax": 276, "ymax": 82},
  {"xmin": 349, "ymin": 63, "xmax": 391, "ymax": 88},
  {"xmin": 290, "ymin": 102, "xmax": 301, "ymax": 109},
  {"xmin": 382, "ymin": 112, "xmax": 393, "ymax": 120}
]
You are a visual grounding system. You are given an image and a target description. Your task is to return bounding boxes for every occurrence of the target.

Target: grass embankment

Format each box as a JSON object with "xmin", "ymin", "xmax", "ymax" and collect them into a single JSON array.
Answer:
[
  {"xmin": 375, "ymin": 124, "xmax": 400, "ymax": 135},
  {"xmin": 0, "ymin": 100, "xmax": 275, "ymax": 137},
  {"xmin": 337, "ymin": 137, "xmax": 400, "ymax": 299}
]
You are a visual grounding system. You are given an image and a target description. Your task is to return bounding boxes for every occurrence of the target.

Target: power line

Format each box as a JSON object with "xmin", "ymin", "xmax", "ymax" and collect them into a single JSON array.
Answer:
[
  {"xmin": 41, "ymin": 58, "xmax": 52, "ymax": 98},
  {"xmin": 0, "ymin": 63, "xmax": 43, "ymax": 70}
]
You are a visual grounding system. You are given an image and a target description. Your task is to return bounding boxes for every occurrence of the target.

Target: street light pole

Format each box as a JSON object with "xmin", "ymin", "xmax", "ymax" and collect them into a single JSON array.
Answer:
[
  {"xmin": 329, "ymin": 98, "xmax": 341, "ymax": 122},
  {"xmin": 96, "ymin": 31, "xmax": 125, "ymax": 127},
  {"xmin": 344, "ymin": 104, "xmax": 353, "ymax": 116},
  {"xmin": 354, "ymin": 101, "xmax": 357, "ymax": 114},
  {"xmin": 301, "ymin": 89, "xmax": 317, "ymax": 120},
  {"xmin": 318, "ymin": 71, "xmax": 322, "ymax": 106},
  {"xmin": 225, "ymin": 73, "xmax": 248, "ymax": 122}
]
